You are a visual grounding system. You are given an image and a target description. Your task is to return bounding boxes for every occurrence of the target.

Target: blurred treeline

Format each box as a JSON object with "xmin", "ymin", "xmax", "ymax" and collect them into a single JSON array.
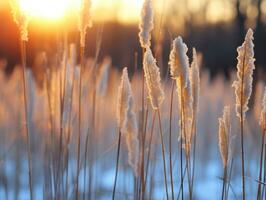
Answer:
[{"xmin": 0, "ymin": 0, "xmax": 265, "ymax": 79}]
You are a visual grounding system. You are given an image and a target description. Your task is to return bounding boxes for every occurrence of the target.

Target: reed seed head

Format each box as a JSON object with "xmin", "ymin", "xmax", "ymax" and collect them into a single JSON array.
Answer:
[
  {"xmin": 139, "ymin": 0, "xmax": 154, "ymax": 49},
  {"xmin": 117, "ymin": 67, "xmax": 132, "ymax": 129},
  {"xmin": 10, "ymin": 0, "xmax": 30, "ymax": 41},
  {"xmin": 124, "ymin": 97, "xmax": 139, "ymax": 177},
  {"xmin": 232, "ymin": 29, "xmax": 255, "ymax": 120},
  {"xmin": 143, "ymin": 48, "xmax": 165, "ymax": 110},
  {"xmin": 169, "ymin": 37, "xmax": 189, "ymax": 87},
  {"xmin": 218, "ymin": 106, "xmax": 231, "ymax": 167},
  {"xmin": 78, "ymin": 0, "xmax": 92, "ymax": 48}
]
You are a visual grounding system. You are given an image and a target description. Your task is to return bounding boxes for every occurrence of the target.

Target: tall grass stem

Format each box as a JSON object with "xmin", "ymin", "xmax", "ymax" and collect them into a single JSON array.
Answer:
[{"xmin": 20, "ymin": 40, "xmax": 33, "ymax": 200}]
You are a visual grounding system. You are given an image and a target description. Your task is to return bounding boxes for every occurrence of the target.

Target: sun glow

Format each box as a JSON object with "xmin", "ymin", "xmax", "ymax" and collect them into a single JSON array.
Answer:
[
  {"xmin": 15, "ymin": 0, "xmax": 236, "ymax": 25},
  {"xmin": 17, "ymin": 0, "xmax": 144, "ymax": 23},
  {"xmin": 18, "ymin": 0, "xmax": 80, "ymax": 20}
]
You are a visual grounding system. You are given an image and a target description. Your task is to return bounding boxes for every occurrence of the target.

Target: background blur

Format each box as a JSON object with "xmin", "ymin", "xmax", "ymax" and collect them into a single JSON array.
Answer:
[{"xmin": 0, "ymin": 0, "xmax": 266, "ymax": 78}]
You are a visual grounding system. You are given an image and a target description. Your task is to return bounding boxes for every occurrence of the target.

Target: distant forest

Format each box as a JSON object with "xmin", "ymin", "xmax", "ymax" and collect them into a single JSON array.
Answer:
[{"xmin": 0, "ymin": 0, "xmax": 266, "ymax": 80}]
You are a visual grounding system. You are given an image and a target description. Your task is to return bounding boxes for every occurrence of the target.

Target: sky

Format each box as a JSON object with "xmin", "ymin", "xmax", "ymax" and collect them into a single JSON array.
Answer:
[
  {"xmin": 1, "ymin": 0, "xmax": 145, "ymax": 23},
  {"xmin": 1, "ymin": 0, "xmax": 266, "ymax": 27}
]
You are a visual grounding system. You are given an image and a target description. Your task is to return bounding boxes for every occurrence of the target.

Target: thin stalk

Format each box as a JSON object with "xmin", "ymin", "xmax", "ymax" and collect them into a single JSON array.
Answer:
[
  {"xmin": 180, "ymin": 86, "xmax": 192, "ymax": 200},
  {"xmin": 61, "ymin": 31, "xmax": 68, "ymax": 101},
  {"xmin": 65, "ymin": 64, "xmax": 76, "ymax": 199},
  {"xmin": 140, "ymin": 108, "xmax": 149, "ymax": 198},
  {"xmin": 226, "ymin": 159, "xmax": 234, "ymax": 200},
  {"xmin": 87, "ymin": 25, "xmax": 103, "ymax": 200},
  {"xmin": 179, "ymin": 86, "xmax": 184, "ymax": 200},
  {"xmin": 65, "ymin": 147, "xmax": 70, "ymax": 200},
  {"xmin": 240, "ymin": 114, "xmax": 245, "ymax": 200},
  {"xmin": 58, "ymin": 67, "xmax": 63, "ymax": 180},
  {"xmin": 169, "ymin": 80, "xmax": 175, "ymax": 200},
  {"xmin": 137, "ymin": 108, "xmax": 149, "ymax": 199},
  {"xmin": 45, "ymin": 73, "xmax": 54, "ymax": 145},
  {"xmin": 144, "ymin": 112, "xmax": 156, "ymax": 190},
  {"xmin": 148, "ymin": 149, "xmax": 157, "ymax": 200},
  {"xmin": 56, "ymin": 59, "xmax": 66, "ymax": 198},
  {"xmin": 186, "ymin": 157, "xmax": 193, "ymax": 200},
  {"xmin": 191, "ymin": 127, "xmax": 197, "ymax": 192},
  {"xmin": 138, "ymin": 109, "xmax": 147, "ymax": 200},
  {"xmin": 141, "ymin": 47, "xmax": 146, "ymax": 200},
  {"xmin": 158, "ymin": 109, "xmax": 169, "ymax": 200},
  {"xmin": 179, "ymin": 78, "xmax": 186, "ymax": 200},
  {"xmin": 144, "ymin": 108, "xmax": 149, "ymax": 153},
  {"xmin": 57, "ymin": 34, "xmax": 68, "ymax": 195},
  {"xmin": 134, "ymin": 177, "xmax": 137, "ymax": 200},
  {"xmin": 257, "ymin": 129, "xmax": 265, "ymax": 200},
  {"xmin": 180, "ymin": 78, "xmax": 192, "ymax": 199},
  {"xmin": 88, "ymin": 82, "xmax": 97, "ymax": 200},
  {"xmin": 222, "ymin": 166, "xmax": 227, "ymax": 200},
  {"xmin": 20, "ymin": 40, "xmax": 33, "ymax": 200},
  {"xmin": 45, "ymin": 72, "xmax": 55, "ymax": 198},
  {"xmin": 44, "ymin": 68, "xmax": 54, "ymax": 142},
  {"xmin": 262, "ymin": 143, "xmax": 266, "ymax": 198},
  {"xmin": 136, "ymin": 175, "xmax": 140, "ymax": 200},
  {"xmin": 191, "ymin": 100, "xmax": 198, "ymax": 193},
  {"xmin": 75, "ymin": 46, "xmax": 85, "ymax": 200},
  {"xmin": 43, "ymin": 143, "xmax": 52, "ymax": 199},
  {"xmin": 184, "ymin": 153, "xmax": 193, "ymax": 200},
  {"xmin": 83, "ymin": 129, "xmax": 90, "ymax": 200},
  {"xmin": 14, "ymin": 139, "xmax": 21, "ymax": 200},
  {"xmin": 177, "ymin": 163, "xmax": 188, "ymax": 199},
  {"xmin": 112, "ymin": 130, "xmax": 122, "ymax": 200}
]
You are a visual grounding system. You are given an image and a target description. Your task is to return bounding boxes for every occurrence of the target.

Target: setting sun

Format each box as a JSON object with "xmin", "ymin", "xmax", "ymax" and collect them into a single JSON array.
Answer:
[
  {"xmin": 18, "ymin": 0, "xmax": 80, "ymax": 20},
  {"xmin": 16, "ymin": 0, "xmax": 145, "ymax": 23}
]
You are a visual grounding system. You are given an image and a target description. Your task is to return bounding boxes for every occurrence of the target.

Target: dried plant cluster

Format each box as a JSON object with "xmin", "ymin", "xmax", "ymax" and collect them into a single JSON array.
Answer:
[{"xmin": 3, "ymin": 0, "xmax": 265, "ymax": 200}]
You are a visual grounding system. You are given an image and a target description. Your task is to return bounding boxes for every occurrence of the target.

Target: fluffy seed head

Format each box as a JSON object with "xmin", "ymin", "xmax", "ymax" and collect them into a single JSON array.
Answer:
[
  {"xmin": 117, "ymin": 67, "xmax": 139, "ymax": 176},
  {"xmin": 139, "ymin": 0, "xmax": 154, "ymax": 48},
  {"xmin": 218, "ymin": 106, "xmax": 231, "ymax": 167},
  {"xmin": 189, "ymin": 48, "xmax": 200, "ymax": 126},
  {"xmin": 232, "ymin": 29, "xmax": 255, "ymax": 120},
  {"xmin": 10, "ymin": 0, "xmax": 30, "ymax": 41},
  {"xmin": 117, "ymin": 67, "xmax": 132, "ymax": 129},
  {"xmin": 78, "ymin": 0, "xmax": 92, "ymax": 47},
  {"xmin": 143, "ymin": 48, "xmax": 165, "ymax": 110},
  {"xmin": 124, "ymin": 97, "xmax": 139, "ymax": 177},
  {"xmin": 185, "ymin": 77, "xmax": 193, "ymax": 147},
  {"xmin": 183, "ymin": 79, "xmax": 193, "ymax": 123},
  {"xmin": 169, "ymin": 37, "xmax": 189, "ymax": 87}
]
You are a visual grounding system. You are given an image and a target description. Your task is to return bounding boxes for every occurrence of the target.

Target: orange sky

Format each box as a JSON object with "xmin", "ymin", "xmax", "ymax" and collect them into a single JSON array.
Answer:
[
  {"xmin": 1, "ymin": 0, "xmax": 145, "ymax": 24},
  {"xmin": 0, "ymin": 0, "xmax": 239, "ymax": 25}
]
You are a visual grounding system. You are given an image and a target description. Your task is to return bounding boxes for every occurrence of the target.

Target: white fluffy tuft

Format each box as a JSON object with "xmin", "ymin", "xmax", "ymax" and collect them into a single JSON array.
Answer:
[
  {"xmin": 143, "ymin": 48, "xmax": 165, "ymax": 110},
  {"xmin": 232, "ymin": 29, "xmax": 255, "ymax": 120},
  {"xmin": 10, "ymin": 0, "xmax": 30, "ymax": 41},
  {"xmin": 139, "ymin": 0, "xmax": 154, "ymax": 48},
  {"xmin": 169, "ymin": 37, "xmax": 189, "ymax": 87},
  {"xmin": 218, "ymin": 106, "xmax": 231, "ymax": 167},
  {"xmin": 78, "ymin": 0, "xmax": 92, "ymax": 47}
]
